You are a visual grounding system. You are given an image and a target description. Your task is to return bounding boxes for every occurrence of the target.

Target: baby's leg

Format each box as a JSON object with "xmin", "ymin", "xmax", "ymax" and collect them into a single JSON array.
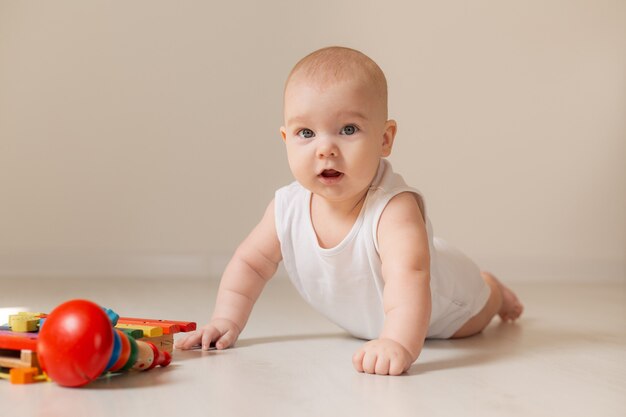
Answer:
[{"xmin": 451, "ymin": 271, "xmax": 523, "ymax": 339}]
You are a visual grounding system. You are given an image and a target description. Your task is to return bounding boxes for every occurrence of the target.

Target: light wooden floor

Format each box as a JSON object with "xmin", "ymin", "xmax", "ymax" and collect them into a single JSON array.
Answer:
[{"xmin": 1, "ymin": 277, "xmax": 624, "ymax": 417}]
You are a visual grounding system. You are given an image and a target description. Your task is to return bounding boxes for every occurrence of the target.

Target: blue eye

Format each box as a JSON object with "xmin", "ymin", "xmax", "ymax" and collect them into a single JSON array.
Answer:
[
  {"xmin": 340, "ymin": 125, "xmax": 358, "ymax": 135},
  {"xmin": 298, "ymin": 129, "xmax": 315, "ymax": 139}
]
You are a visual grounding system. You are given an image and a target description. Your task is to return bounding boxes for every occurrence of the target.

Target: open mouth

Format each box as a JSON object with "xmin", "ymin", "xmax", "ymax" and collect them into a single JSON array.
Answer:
[
  {"xmin": 320, "ymin": 169, "xmax": 342, "ymax": 178},
  {"xmin": 317, "ymin": 169, "xmax": 343, "ymax": 185}
]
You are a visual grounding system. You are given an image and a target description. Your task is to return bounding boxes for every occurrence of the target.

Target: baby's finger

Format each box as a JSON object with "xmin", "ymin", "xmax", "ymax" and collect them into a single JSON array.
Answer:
[
  {"xmin": 201, "ymin": 327, "xmax": 221, "ymax": 350},
  {"xmin": 374, "ymin": 356, "xmax": 390, "ymax": 375},
  {"xmin": 362, "ymin": 351, "xmax": 378, "ymax": 374},
  {"xmin": 175, "ymin": 332, "xmax": 202, "ymax": 350},
  {"xmin": 352, "ymin": 349, "xmax": 366, "ymax": 373},
  {"xmin": 389, "ymin": 357, "xmax": 405, "ymax": 376},
  {"xmin": 215, "ymin": 329, "xmax": 237, "ymax": 349}
]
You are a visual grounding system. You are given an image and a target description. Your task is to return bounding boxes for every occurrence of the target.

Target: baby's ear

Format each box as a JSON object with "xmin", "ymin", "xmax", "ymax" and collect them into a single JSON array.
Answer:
[
  {"xmin": 381, "ymin": 120, "xmax": 397, "ymax": 157},
  {"xmin": 280, "ymin": 127, "xmax": 287, "ymax": 142}
]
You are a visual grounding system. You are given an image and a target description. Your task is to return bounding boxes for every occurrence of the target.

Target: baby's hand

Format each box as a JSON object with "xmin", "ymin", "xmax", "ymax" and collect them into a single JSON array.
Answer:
[
  {"xmin": 175, "ymin": 318, "xmax": 241, "ymax": 351},
  {"xmin": 352, "ymin": 338, "xmax": 414, "ymax": 376}
]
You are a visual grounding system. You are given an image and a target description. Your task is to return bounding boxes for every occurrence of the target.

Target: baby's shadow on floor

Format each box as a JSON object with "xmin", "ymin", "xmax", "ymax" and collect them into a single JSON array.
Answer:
[
  {"xmin": 173, "ymin": 331, "xmax": 352, "ymax": 361},
  {"xmin": 410, "ymin": 322, "xmax": 524, "ymax": 375},
  {"xmin": 409, "ymin": 317, "xmax": 620, "ymax": 376},
  {"xmin": 235, "ymin": 332, "xmax": 352, "ymax": 347}
]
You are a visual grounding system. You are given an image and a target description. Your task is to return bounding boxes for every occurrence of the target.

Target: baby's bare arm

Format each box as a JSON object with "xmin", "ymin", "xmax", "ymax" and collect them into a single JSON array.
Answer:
[
  {"xmin": 353, "ymin": 192, "xmax": 431, "ymax": 375},
  {"xmin": 176, "ymin": 200, "xmax": 282, "ymax": 350},
  {"xmin": 212, "ymin": 200, "xmax": 282, "ymax": 328}
]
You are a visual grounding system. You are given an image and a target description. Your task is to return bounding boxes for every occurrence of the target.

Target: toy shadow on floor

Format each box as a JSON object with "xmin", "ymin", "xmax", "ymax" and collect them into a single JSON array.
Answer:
[{"xmin": 81, "ymin": 363, "xmax": 180, "ymax": 390}]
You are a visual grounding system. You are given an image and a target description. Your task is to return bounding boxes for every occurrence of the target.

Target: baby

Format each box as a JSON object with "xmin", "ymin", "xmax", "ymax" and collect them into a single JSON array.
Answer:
[{"xmin": 176, "ymin": 46, "xmax": 523, "ymax": 375}]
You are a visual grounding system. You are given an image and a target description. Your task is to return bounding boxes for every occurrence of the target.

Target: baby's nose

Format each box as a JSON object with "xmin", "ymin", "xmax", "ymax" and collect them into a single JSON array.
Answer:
[{"xmin": 316, "ymin": 136, "xmax": 338, "ymax": 158}]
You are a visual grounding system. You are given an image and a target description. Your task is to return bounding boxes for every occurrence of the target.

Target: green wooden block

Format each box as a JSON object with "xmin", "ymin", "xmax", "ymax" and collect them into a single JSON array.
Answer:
[{"xmin": 118, "ymin": 328, "xmax": 143, "ymax": 339}]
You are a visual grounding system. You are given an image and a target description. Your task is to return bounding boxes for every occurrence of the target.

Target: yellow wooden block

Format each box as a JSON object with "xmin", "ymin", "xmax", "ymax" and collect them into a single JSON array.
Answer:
[
  {"xmin": 34, "ymin": 373, "xmax": 50, "ymax": 382},
  {"xmin": 17, "ymin": 312, "xmax": 45, "ymax": 318},
  {"xmin": 9, "ymin": 315, "xmax": 39, "ymax": 332},
  {"xmin": 115, "ymin": 323, "xmax": 163, "ymax": 337}
]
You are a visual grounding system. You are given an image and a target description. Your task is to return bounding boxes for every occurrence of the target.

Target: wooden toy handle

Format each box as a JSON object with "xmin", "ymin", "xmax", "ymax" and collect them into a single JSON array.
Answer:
[{"xmin": 131, "ymin": 340, "xmax": 171, "ymax": 371}]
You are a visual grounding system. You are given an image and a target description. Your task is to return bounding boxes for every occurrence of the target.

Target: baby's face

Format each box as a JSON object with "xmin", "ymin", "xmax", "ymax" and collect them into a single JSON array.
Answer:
[{"xmin": 281, "ymin": 77, "xmax": 395, "ymax": 205}]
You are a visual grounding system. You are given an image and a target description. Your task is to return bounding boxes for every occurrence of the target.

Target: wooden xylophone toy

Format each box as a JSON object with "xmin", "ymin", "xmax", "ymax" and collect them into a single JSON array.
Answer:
[{"xmin": 0, "ymin": 299, "xmax": 196, "ymax": 387}]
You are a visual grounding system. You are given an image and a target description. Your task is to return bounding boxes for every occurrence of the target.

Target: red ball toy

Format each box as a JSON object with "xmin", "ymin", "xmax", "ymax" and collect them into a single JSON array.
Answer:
[{"xmin": 38, "ymin": 299, "xmax": 114, "ymax": 387}]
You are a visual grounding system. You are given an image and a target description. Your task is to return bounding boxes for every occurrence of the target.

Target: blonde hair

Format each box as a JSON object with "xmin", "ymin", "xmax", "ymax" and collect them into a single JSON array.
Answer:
[{"xmin": 285, "ymin": 46, "xmax": 388, "ymax": 118}]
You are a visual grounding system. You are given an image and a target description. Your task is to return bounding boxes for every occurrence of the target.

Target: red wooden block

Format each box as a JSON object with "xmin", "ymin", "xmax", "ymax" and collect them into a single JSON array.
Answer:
[{"xmin": 0, "ymin": 330, "xmax": 38, "ymax": 351}]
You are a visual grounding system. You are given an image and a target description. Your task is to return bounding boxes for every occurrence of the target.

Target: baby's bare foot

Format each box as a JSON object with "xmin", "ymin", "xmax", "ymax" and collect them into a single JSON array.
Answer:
[{"xmin": 483, "ymin": 272, "xmax": 524, "ymax": 322}]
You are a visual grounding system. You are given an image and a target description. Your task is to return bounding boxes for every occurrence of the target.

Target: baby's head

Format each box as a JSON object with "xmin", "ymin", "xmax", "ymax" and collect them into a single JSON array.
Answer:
[
  {"xmin": 284, "ymin": 46, "xmax": 389, "ymax": 121},
  {"xmin": 281, "ymin": 47, "xmax": 397, "ymax": 203}
]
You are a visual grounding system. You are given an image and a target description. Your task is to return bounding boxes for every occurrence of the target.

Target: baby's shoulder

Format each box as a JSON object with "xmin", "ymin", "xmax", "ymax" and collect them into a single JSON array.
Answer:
[
  {"xmin": 274, "ymin": 181, "xmax": 309, "ymax": 220},
  {"xmin": 379, "ymin": 191, "xmax": 424, "ymax": 221},
  {"xmin": 276, "ymin": 181, "xmax": 306, "ymax": 200},
  {"xmin": 366, "ymin": 184, "xmax": 427, "ymax": 229}
]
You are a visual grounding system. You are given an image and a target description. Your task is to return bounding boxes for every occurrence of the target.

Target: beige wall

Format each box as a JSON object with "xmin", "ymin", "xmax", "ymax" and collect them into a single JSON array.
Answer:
[{"xmin": 1, "ymin": 0, "xmax": 624, "ymax": 282}]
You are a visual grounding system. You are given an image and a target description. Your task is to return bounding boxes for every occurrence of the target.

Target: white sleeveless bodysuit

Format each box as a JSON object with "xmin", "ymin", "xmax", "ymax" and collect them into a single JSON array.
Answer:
[{"xmin": 274, "ymin": 159, "xmax": 490, "ymax": 339}]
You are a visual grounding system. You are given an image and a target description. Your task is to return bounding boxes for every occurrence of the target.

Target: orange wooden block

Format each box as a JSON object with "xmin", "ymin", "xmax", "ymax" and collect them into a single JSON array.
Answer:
[
  {"xmin": 116, "ymin": 319, "xmax": 178, "ymax": 335},
  {"xmin": 10, "ymin": 367, "xmax": 39, "ymax": 384}
]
